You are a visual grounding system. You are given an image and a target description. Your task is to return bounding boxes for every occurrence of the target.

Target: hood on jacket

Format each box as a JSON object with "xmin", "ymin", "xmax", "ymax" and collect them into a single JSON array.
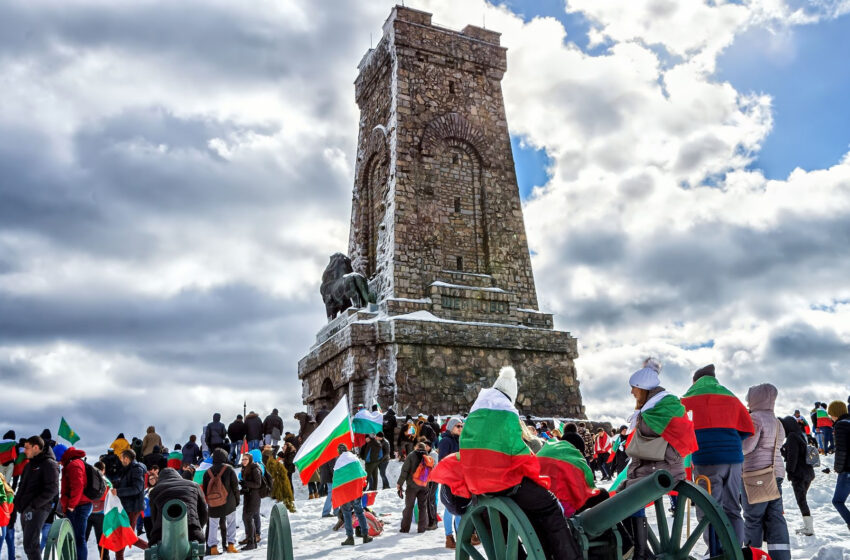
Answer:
[
  {"xmin": 40, "ymin": 429, "xmax": 52, "ymax": 441},
  {"xmin": 246, "ymin": 413, "xmax": 259, "ymax": 420},
  {"xmin": 147, "ymin": 426, "xmax": 156, "ymax": 434},
  {"xmin": 155, "ymin": 467, "xmax": 186, "ymax": 485},
  {"xmin": 213, "ymin": 413, "xmax": 221, "ymax": 422},
  {"xmin": 212, "ymin": 448, "xmax": 229, "ymax": 465},
  {"xmin": 780, "ymin": 416, "xmax": 801, "ymax": 438},
  {"xmin": 746, "ymin": 383, "xmax": 777, "ymax": 412},
  {"xmin": 3, "ymin": 430, "xmax": 15, "ymax": 440},
  {"xmin": 60, "ymin": 447, "xmax": 86, "ymax": 466}
]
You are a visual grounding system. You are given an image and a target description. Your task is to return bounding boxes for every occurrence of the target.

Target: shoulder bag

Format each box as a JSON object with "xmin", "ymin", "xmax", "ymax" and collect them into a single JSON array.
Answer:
[
  {"xmin": 625, "ymin": 414, "xmax": 669, "ymax": 462},
  {"xmin": 742, "ymin": 419, "xmax": 782, "ymax": 504}
]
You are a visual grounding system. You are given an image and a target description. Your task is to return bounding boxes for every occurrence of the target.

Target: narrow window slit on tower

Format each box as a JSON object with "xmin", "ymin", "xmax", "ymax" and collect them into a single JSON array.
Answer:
[
  {"xmin": 454, "ymin": 197, "xmax": 461, "ymax": 212},
  {"xmin": 452, "ymin": 153, "xmax": 459, "ymax": 164},
  {"xmin": 456, "ymin": 256, "xmax": 463, "ymax": 271},
  {"xmin": 449, "ymin": 81, "xmax": 455, "ymax": 93}
]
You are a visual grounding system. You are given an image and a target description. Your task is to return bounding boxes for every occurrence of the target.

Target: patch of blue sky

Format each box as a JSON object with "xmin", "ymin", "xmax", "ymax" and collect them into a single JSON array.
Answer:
[
  {"xmin": 715, "ymin": 13, "xmax": 850, "ymax": 180},
  {"xmin": 680, "ymin": 340, "xmax": 715, "ymax": 350},
  {"xmin": 498, "ymin": 0, "xmax": 612, "ymax": 54},
  {"xmin": 511, "ymin": 134, "xmax": 553, "ymax": 201}
]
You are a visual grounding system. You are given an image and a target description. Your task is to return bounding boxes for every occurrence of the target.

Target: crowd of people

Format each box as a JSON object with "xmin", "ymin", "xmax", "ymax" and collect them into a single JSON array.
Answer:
[{"xmin": 1, "ymin": 364, "xmax": 849, "ymax": 560}]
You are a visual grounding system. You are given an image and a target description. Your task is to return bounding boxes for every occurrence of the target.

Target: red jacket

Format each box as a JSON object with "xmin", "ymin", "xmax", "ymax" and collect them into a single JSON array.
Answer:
[{"xmin": 60, "ymin": 447, "xmax": 92, "ymax": 512}]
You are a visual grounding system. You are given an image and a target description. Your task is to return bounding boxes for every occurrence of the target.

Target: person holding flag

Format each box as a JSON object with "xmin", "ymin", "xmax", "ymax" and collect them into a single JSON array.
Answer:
[
  {"xmin": 622, "ymin": 358, "xmax": 697, "ymax": 560},
  {"xmin": 332, "ymin": 445, "xmax": 372, "ymax": 546},
  {"xmin": 682, "ymin": 364, "xmax": 754, "ymax": 549}
]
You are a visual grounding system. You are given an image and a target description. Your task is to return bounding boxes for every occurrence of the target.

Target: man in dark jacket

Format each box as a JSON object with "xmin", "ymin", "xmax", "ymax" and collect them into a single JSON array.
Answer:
[
  {"xmin": 262, "ymin": 409, "xmax": 284, "ymax": 451},
  {"xmin": 149, "ymin": 467, "xmax": 208, "ymax": 545},
  {"xmin": 780, "ymin": 416, "xmax": 815, "ymax": 536},
  {"xmin": 360, "ymin": 434, "xmax": 383, "ymax": 491},
  {"xmin": 202, "ymin": 449, "xmax": 240, "ymax": 555},
  {"xmin": 397, "ymin": 442, "xmax": 430, "ymax": 533},
  {"xmin": 14, "ymin": 436, "xmax": 59, "ymax": 560},
  {"xmin": 382, "ymin": 409, "xmax": 397, "ymax": 458},
  {"xmin": 318, "ymin": 456, "xmax": 336, "ymax": 518},
  {"xmin": 238, "ymin": 454, "xmax": 263, "ymax": 550},
  {"xmin": 113, "ymin": 450, "xmax": 147, "ymax": 560},
  {"xmin": 244, "ymin": 413, "xmax": 263, "ymax": 451},
  {"xmin": 377, "ymin": 432, "xmax": 391, "ymax": 489},
  {"xmin": 205, "ymin": 414, "xmax": 227, "ymax": 455},
  {"xmin": 100, "ymin": 449, "xmax": 123, "ymax": 484},
  {"xmin": 182, "ymin": 435, "xmax": 201, "ymax": 466},
  {"xmin": 227, "ymin": 416, "xmax": 246, "ymax": 464}
]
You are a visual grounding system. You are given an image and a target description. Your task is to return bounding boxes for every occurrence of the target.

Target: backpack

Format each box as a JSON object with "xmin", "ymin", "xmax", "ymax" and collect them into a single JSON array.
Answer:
[
  {"xmin": 805, "ymin": 444, "xmax": 820, "ymax": 467},
  {"xmin": 259, "ymin": 469, "xmax": 273, "ymax": 499},
  {"xmin": 411, "ymin": 455, "xmax": 435, "ymax": 487},
  {"xmin": 206, "ymin": 467, "xmax": 229, "ymax": 507},
  {"xmin": 82, "ymin": 461, "xmax": 108, "ymax": 501}
]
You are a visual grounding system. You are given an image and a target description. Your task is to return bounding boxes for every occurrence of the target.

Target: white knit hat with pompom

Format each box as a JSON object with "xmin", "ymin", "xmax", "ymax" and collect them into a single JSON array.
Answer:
[{"xmin": 493, "ymin": 366, "xmax": 518, "ymax": 403}]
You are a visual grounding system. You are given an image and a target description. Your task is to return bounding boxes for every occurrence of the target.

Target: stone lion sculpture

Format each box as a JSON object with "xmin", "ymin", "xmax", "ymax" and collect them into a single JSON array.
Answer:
[{"xmin": 320, "ymin": 253, "xmax": 375, "ymax": 321}]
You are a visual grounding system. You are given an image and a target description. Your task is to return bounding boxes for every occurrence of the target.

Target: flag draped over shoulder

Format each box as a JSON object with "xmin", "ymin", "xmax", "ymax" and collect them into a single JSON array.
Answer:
[
  {"xmin": 331, "ymin": 452, "xmax": 366, "ymax": 509},
  {"xmin": 640, "ymin": 393, "xmax": 698, "ymax": 458},
  {"xmin": 537, "ymin": 441, "xmax": 596, "ymax": 511},
  {"xmin": 167, "ymin": 452, "xmax": 182, "ymax": 470},
  {"xmin": 294, "ymin": 398, "xmax": 354, "ymax": 485},
  {"xmin": 0, "ymin": 440, "xmax": 16, "ymax": 465},
  {"xmin": 681, "ymin": 376, "xmax": 754, "ymax": 434},
  {"xmin": 459, "ymin": 388, "xmax": 543, "ymax": 495},
  {"xmin": 100, "ymin": 492, "xmax": 138, "ymax": 551},
  {"xmin": 192, "ymin": 458, "xmax": 212, "ymax": 485},
  {"xmin": 58, "ymin": 417, "xmax": 80, "ymax": 445},
  {"xmin": 816, "ymin": 409, "xmax": 833, "ymax": 428},
  {"xmin": 352, "ymin": 410, "xmax": 383, "ymax": 448}
]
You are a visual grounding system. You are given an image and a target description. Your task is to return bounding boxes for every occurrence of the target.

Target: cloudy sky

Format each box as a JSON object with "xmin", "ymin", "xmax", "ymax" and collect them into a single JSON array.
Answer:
[{"xmin": 2, "ymin": 0, "xmax": 850, "ymax": 451}]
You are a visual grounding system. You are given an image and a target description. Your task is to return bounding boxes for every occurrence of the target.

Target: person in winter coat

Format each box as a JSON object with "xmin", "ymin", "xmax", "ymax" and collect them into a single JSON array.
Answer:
[
  {"xmin": 59, "ymin": 448, "xmax": 93, "ymax": 560},
  {"xmin": 523, "ymin": 424, "xmax": 544, "ymax": 454},
  {"xmin": 611, "ymin": 425, "xmax": 629, "ymax": 474},
  {"xmin": 14, "ymin": 436, "xmax": 59, "ymax": 560},
  {"xmin": 244, "ymin": 413, "xmax": 264, "ymax": 451},
  {"xmin": 382, "ymin": 409, "xmax": 397, "ymax": 458},
  {"xmin": 84, "ymin": 462, "xmax": 109, "ymax": 560},
  {"xmin": 143, "ymin": 446, "xmax": 167, "ymax": 472},
  {"xmin": 112, "ymin": 449, "xmax": 147, "ymax": 560},
  {"xmin": 397, "ymin": 443, "xmax": 431, "ymax": 533},
  {"xmin": 594, "ymin": 428, "xmax": 612, "ymax": 480},
  {"xmin": 262, "ymin": 409, "xmax": 284, "ymax": 450},
  {"xmin": 828, "ymin": 400, "xmax": 850, "ymax": 530},
  {"xmin": 577, "ymin": 423, "xmax": 595, "ymax": 475},
  {"xmin": 318, "ymin": 456, "xmax": 336, "ymax": 518},
  {"xmin": 741, "ymin": 383, "xmax": 789, "ymax": 560},
  {"xmin": 398, "ymin": 417, "xmax": 416, "ymax": 460},
  {"xmin": 682, "ymin": 365, "xmax": 754, "ymax": 550},
  {"xmin": 238, "ymin": 454, "xmax": 263, "ymax": 550},
  {"xmin": 148, "ymin": 467, "xmax": 207, "ymax": 545},
  {"xmin": 131, "ymin": 438, "xmax": 143, "ymax": 461},
  {"xmin": 109, "ymin": 434, "xmax": 131, "ymax": 458},
  {"xmin": 205, "ymin": 414, "xmax": 227, "ymax": 455},
  {"xmin": 360, "ymin": 434, "xmax": 383, "ymax": 491},
  {"xmin": 265, "ymin": 454, "xmax": 295, "ymax": 513},
  {"xmin": 182, "ymin": 435, "xmax": 201, "ymax": 466},
  {"xmin": 437, "ymin": 417, "xmax": 463, "ymax": 549},
  {"xmin": 376, "ymin": 433, "xmax": 391, "ymax": 489},
  {"xmin": 0, "ymin": 430, "xmax": 15, "ymax": 485},
  {"xmin": 141, "ymin": 427, "xmax": 163, "ymax": 458},
  {"xmin": 779, "ymin": 416, "xmax": 815, "ymax": 536},
  {"xmin": 280, "ymin": 443, "xmax": 297, "ymax": 490},
  {"xmin": 201, "ymin": 449, "xmax": 240, "ymax": 555},
  {"xmin": 226, "ymin": 416, "xmax": 246, "ymax": 464}
]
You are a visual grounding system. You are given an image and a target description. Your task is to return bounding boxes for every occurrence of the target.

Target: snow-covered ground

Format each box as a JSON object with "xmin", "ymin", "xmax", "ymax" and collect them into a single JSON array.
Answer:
[{"xmin": 8, "ymin": 456, "xmax": 847, "ymax": 560}]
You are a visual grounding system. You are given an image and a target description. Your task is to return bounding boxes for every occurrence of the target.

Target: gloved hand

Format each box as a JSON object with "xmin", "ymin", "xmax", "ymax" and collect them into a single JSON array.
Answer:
[{"xmin": 396, "ymin": 485, "xmax": 404, "ymax": 499}]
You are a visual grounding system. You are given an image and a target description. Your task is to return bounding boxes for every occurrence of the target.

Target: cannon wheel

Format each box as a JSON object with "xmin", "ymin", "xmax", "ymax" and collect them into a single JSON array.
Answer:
[
  {"xmin": 44, "ymin": 519, "xmax": 77, "ymax": 560},
  {"xmin": 645, "ymin": 480, "xmax": 744, "ymax": 560},
  {"xmin": 456, "ymin": 496, "xmax": 547, "ymax": 560},
  {"xmin": 267, "ymin": 503, "xmax": 295, "ymax": 560}
]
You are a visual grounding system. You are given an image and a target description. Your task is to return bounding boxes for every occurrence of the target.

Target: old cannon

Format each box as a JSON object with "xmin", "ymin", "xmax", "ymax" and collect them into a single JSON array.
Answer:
[
  {"xmin": 455, "ymin": 470, "xmax": 744, "ymax": 560},
  {"xmin": 266, "ymin": 503, "xmax": 295, "ymax": 560},
  {"xmin": 145, "ymin": 499, "xmax": 204, "ymax": 560},
  {"xmin": 44, "ymin": 518, "xmax": 77, "ymax": 560}
]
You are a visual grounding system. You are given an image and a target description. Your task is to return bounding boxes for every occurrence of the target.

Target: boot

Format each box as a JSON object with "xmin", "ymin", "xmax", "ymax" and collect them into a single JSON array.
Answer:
[
  {"xmin": 255, "ymin": 534, "xmax": 261, "ymax": 544},
  {"xmin": 632, "ymin": 517, "xmax": 653, "ymax": 560},
  {"xmin": 332, "ymin": 517, "xmax": 344, "ymax": 531},
  {"xmin": 240, "ymin": 543, "xmax": 257, "ymax": 551},
  {"xmin": 209, "ymin": 546, "xmax": 221, "ymax": 556},
  {"xmin": 445, "ymin": 535, "xmax": 456, "ymax": 549},
  {"xmin": 795, "ymin": 516, "xmax": 814, "ymax": 536},
  {"xmin": 341, "ymin": 536, "xmax": 355, "ymax": 546},
  {"xmin": 226, "ymin": 543, "xmax": 239, "ymax": 554},
  {"xmin": 362, "ymin": 535, "xmax": 373, "ymax": 544}
]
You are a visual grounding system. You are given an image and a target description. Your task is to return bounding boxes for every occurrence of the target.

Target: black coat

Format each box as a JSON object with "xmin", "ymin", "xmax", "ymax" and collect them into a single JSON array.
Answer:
[
  {"xmin": 382, "ymin": 411, "xmax": 397, "ymax": 438},
  {"xmin": 318, "ymin": 457, "xmax": 336, "ymax": 485},
  {"xmin": 262, "ymin": 414, "xmax": 284, "ymax": 438},
  {"xmin": 144, "ymin": 453, "xmax": 167, "ymax": 472},
  {"xmin": 240, "ymin": 461, "xmax": 263, "ymax": 514},
  {"xmin": 14, "ymin": 446, "xmax": 59, "ymax": 513},
  {"xmin": 116, "ymin": 460, "xmax": 147, "ymax": 514},
  {"xmin": 562, "ymin": 432, "xmax": 586, "ymax": 455},
  {"xmin": 780, "ymin": 416, "xmax": 814, "ymax": 483},
  {"xmin": 244, "ymin": 414, "xmax": 263, "ymax": 441},
  {"xmin": 835, "ymin": 414, "xmax": 850, "ymax": 473},
  {"xmin": 202, "ymin": 449, "xmax": 240, "ymax": 517},
  {"xmin": 206, "ymin": 419, "xmax": 227, "ymax": 447},
  {"xmin": 149, "ymin": 468, "xmax": 208, "ymax": 545},
  {"xmin": 227, "ymin": 420, "xmax": 246, "ymax": 443},
  {"xmin": 360, "ymin": 439, "xmax": 383, "ymax": 465},
  {"xmin": 182, "ymin": 441, "xmax": 201, "ymax": 465}
]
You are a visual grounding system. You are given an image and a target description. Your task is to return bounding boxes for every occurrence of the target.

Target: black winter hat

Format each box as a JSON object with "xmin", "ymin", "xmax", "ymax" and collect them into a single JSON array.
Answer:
[
  {"xmin": 2, "ymin": 430, "xmax": 14, "ymax": 440},
  {"xmin": 692, "ymin": 364, "xmax": 716, "ymax": 382},
  {"xmin": 117, "ymin": 433, "xmax": 125, "ymax": 439}
]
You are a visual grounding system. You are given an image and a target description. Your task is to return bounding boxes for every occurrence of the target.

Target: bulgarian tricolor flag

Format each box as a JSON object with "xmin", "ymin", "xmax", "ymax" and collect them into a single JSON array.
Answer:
[
  {"xmin": 0, "ymin": 440, "xmax": 16, "ymax": 465},
  {"xmin": 13, "ymin": 452, "xmax": 27, "ymax": 477},
  {"xmin": 294, "ymin": 397, "xmax": 354, "ymax": 485},
  {"xmin": 638, "ymin": 392, "xmax": 698, "ymax": 458},
  {"xmin": 537, "ymin": 440, "xmax": 596, "ymax": 511},
  {"xmin": 167, "ymin": 451, "xmax": 182, "ymax": 470},
  {"xmin": 192, "ymin": 458, "xmax": 213, "ymax": 484},
  {"xmin": 331, "ymin": 452, "xmax": 367, "ymax": 509},
  {"xmin": 816, "ymin": 409, "xmax": 834, "ymax": 428},
  {"xmin": 352, "ymin": 409, "xmax": 383, "ymax": 448},
  {"xmin": 459, "ymin": 387, "xmax": 544, "ymax": 495},
  {"xmin": 681, "ymin": 376, "xmax": 754, "ymax": 436},
  {"xmin": 99, "ymin": 492, "xmax": 138, "ymax": 551}
]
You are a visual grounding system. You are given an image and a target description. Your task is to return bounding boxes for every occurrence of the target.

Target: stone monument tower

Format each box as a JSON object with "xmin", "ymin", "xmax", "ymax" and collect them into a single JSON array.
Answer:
[{"xmin": 298, "ymin": 5, "xmax": 583, "ymax": 418}]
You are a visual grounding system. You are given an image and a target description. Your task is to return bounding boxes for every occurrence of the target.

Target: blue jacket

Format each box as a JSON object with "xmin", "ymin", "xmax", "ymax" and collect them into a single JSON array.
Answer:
[
  {"xmin": 438, "ymin": 433, "xmax": 459, "ymax": 461},
  {"xmin": 693, "ymin": 428, "xmax": 747, "ymax": 465}
]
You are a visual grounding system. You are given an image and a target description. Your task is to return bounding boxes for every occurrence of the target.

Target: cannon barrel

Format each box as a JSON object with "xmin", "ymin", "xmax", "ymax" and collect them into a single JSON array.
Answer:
[
  {"xmin": 159, "ymin": 499, "xmax": 191, "ymax": 560},
  {"xmin": 572, "ymin": 470, "xmax": 675, "ymax": 538}
]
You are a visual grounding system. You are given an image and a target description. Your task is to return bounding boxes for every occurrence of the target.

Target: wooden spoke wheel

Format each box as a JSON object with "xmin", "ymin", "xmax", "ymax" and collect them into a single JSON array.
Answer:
[
  {"xmin": 645, "ymin": 481, "xmax": 744, "ymax": 560},
  {"xmin": 456, "ymin": 496, "xmax": 547, "ymax": 560},
  {"xmin": 44, "ymin": 519, "xmax": 77, "ymax": 560},
  {"xmin": 267, "ymin": 503, "xmax": 295, "ymax": 560}
]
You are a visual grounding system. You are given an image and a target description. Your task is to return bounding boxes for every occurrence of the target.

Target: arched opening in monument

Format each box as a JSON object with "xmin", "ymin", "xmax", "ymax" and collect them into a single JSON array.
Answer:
[
  {"xmin": 433, "ymin": 140, "xmax": 488, "ymax": 274},
  {"xmin": 363, "ymin": 152, "xmax": 389, "ymax": 279},
  {"xmin": 316, "ymin": 377, "xmax": 337, "ymax": 410}
]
